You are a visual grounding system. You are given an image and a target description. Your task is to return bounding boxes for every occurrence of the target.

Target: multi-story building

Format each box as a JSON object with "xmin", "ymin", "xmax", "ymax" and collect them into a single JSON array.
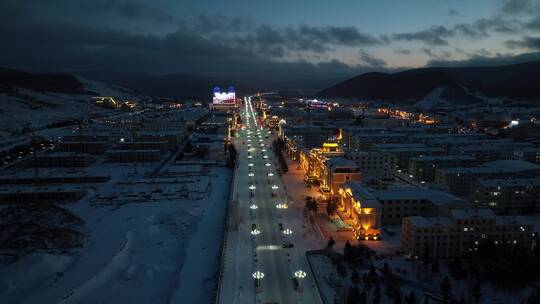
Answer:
[
  {"xmin": 402, "ymin": 209, "xmax": 534, "ymax": 259},
  {"xmin": 436, "ymin": 160, "xmax": 540, "ymax": 196},
  {"xmin": 408, "ymin": 155, "xmax": 476, "ymax": 182},
  {"xmin": 337, "ymin": 181, "xmax": 382, "ymax": 240},
  {"xmin": 105, "ymin": 149, "xmax": 162, "ymax": 162},
  {"xmin": 472, "ymin": 177, "xmax": 540, "ymax": 214},
  {"xmin": 346, "ymin": 150, "xmax": 397, "ymax": 180},
  {"xmin": 374, "ymin": 188, "xmax": 465, "ymax": 225},
  {"xmin": 375, "ymin": 146, "xmax": 446, "ymax": 170},
  {"xmin": 337, "ymin": 182, "xmax": 465, "ymax": 226},
  {"xmin": 23, "ymin": 152, "xmax": 96, "ymax": 168},
  {"xmin": 323, "ymin": 157, "xmax": 362, "ymax": 196},
  {"xmin": 0, "ymin": 185, "xmax": 85, "ymax": 204}
]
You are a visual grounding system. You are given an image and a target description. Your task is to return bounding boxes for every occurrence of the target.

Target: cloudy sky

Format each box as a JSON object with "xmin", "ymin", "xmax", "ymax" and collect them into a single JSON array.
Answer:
[{"xmin": 2, "ymin": 0, "xmax": 540, "ymax": 84}]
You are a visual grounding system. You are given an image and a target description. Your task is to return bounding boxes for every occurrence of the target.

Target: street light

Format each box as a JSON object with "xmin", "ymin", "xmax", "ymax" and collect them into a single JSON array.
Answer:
[
  {"xmin": 283, "ymin": 228, "xmax": 293, "ymax": 235},
  {"xmin": 276, "ymin": 203, "xmax": 288, "ymax": 209},
  {"xmin": 253, "ymin": 271, "xmax": 265, "ymax": 279},
  {"xmin": 268, "ymin": 172, "xmax": 274, "ymax": 177},
  {"xmin": 272, "ymin": 185, "xmax": 279, "ymax": 190},
  {"xmin": 265, "ymin": 163, "xmax": 271, "ymax": 167},
  {"xmin": 249, "ymin": 184, "xmax": 256, "ymax": 190},
  {"xmin": 263, "ymin": 155, "xmax": 268, "ymax": 159},
  {"xmin": 250, "ymin": 204, "xmax": 258, "ymax": 210},
  {"xmin": 248, "ymin": 155, "xmax": 252, "ymax": 159},
  {"xmin": 294, "ymin": 270, "xmax": 306, "ymax": 279},
  {"xmin": 249, "ymin": 172, "xmax": 254, "ymax": 177},
  {"xmin": 248, "ymin": 163, "xmax": 254, "ymax": 167},
  {"xmin": 251, "ymin": 229, "xmax": 261, "ymax": 236}
]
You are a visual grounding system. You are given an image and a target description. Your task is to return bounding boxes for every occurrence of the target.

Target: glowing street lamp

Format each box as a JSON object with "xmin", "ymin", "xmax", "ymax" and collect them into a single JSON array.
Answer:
[
  {"xmin": 294, "ymin": 270, "xmax": 306, "ymax": 279},
  {"xmin": 262, "ymin": 149, "xmax": 266, "ymax": 152},
  {"xmin": 263, "ymin": 155, "xmax": 268, "ymax": 159},
  {"xmin": 251, "ymin": 229, "xmax": 261, "ymax": 236},
  {"xmin": 272, "ymin": 185, "xmax": 279, "ymax": 190},
  {"xmin": 283, "ymin": 228, "xmax": 293, "ymax": 235},
  {"xmin": 267, "ymin": 172, "xmax": 274, "ymax": 177},
  {"xmin": 248, "ymin": 172, "xmax": 254, "ymax": 177},
  {"xmin": 248, "ymin": 163, "xmax": 254, "ymax": 167},
  {"xmin": 248, "ymin": 155, "xmax": 252, "ymax": 159},
  {"xmin": 249, "ymin": 184, "xmax": 256, "ymax": 190},
  {"xmin": 260, "ymin": 143, "xmax": 264, "ymax": 147},
  {"xmin": 276, "ymin": 203, "xmax": 288, "ymax": 209},
  {"xmin": 253, "ymin": 271, "xmax": 265, "ymax": 279},
  {"xmin": 250, "ymin": 204, "xmax": 258, "ymax": 210},
  {"xmin": 265, "ymin": 163, "xmax": 271, "ymax": 167}
]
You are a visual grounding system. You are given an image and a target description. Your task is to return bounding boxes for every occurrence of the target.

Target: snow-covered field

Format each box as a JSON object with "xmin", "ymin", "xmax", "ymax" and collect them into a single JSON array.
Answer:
[
  {"xmin": 0, "ymin": 78, "xmax": 143, "ymax": 132},
  {"xmin": 0, "ymin": 167, "xmax": 231, "ymax": 304}
]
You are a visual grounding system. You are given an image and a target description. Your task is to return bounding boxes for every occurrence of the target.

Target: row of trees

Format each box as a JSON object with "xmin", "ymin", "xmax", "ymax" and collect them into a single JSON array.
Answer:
[{"xmin": 271, "ymin": 138, "xmax": 288, "ymax": 172}]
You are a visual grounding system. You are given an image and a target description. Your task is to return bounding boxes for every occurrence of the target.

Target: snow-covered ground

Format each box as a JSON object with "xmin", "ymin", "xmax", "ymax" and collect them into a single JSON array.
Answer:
[
  {"xmin": 0, "ymin": 167, "xmax": 231, "ymax": 304},
  {"xmin": 0, "ymin": 78, "xmax": 143, "ymax": 132}
]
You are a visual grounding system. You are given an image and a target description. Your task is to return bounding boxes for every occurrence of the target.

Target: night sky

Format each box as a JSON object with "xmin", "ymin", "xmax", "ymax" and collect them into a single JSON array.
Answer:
[{"xmin": 2, "ymin": 0, "xmax": 540, "ymax": 83}]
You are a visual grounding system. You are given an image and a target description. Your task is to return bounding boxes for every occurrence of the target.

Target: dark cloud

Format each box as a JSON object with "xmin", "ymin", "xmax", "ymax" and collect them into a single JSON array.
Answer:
[
  {"xmin": 525, "ymin": 15, "xmax": 540, "ymax": 30},
  {"xmin": 506, "ymin": 36, "xmax": 540, "ymax": 50},
  {"xmin": 393, "ymin": 26, "xmax": 454, "ymax": 46},
  {"xmin": 501, "ymin": 0, "xmax": 540, "ymax": 14},
  {"xmin": 394, "ymin": 48, "xmax": 412, "ymax": 55},
  {"xmin": 422, "ymin": 48, "xmax": 452, "ymax": 60},
  {"xmin": 426, "ymin": 51, "xmax": 540, "ymax": 67},
  {"xmin": 297, "ymin": 25, "xmax": 381, "ymax": 46},
  {"xmin": 358, "ymin": 50, "xmax": 386, "ymax": 67},
  {"xmin": 391, "ymin": 15, "xmax": 524, "ymax": 46}
]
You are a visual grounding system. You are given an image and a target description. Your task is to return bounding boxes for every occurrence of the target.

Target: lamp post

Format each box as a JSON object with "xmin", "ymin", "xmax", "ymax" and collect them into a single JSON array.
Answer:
[
  {"xmin": 253, "ymin": 271, "xmax": 264, "ymax": 293},
  {"xmin": 294, "ymin": 270, "xmax": 307, "ymax": 292}
]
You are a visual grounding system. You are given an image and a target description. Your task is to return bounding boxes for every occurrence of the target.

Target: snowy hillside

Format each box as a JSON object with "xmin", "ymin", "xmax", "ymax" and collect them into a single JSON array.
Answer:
[{"xmin": 0, "ymin": 78, "xmax": 145, "ymax": 132}]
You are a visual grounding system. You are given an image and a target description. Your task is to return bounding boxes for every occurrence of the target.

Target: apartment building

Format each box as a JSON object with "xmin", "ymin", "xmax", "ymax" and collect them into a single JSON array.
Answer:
[
  {"xmin": 472, "ymin": 177, "xmax": 540, "ymax": 214},
  {"xmin": 346, "ymin": 150, "xmax": 397, "ymax": 180},
  {"xmin": 408, "ymin": 155, "xmax": 476, "ymax": 182},
  {"xmin": 402, "ymin": 209, "xmax": 534, "ymax": 259},
  {"xmin": 436, "ymin": 160, "xmax": 540, "ymax": 196}
]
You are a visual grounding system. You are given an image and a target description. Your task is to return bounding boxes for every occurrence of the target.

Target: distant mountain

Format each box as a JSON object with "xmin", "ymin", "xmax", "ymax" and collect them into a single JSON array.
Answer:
[
  {"xmin": 317, "ymin": 61, "xmax": 540, "ymax": 103},
  {"xmin": 75, "ymin": 70, "xmax": 259, "ymax": 100},
  {"xmin": 0, "ymin": 67, "xmax": 94, "ymax": 95}
]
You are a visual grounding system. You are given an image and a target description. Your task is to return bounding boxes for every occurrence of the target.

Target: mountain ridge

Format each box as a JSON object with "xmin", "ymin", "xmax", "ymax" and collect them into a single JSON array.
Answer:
[{"xmin": 317, "ymin": 61, "xmax": 540, "ymax": 102}]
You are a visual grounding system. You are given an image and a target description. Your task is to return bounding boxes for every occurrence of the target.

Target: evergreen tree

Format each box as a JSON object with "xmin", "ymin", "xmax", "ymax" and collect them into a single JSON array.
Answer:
[
  {"xmin": 347, "ymin": 284, "xmax": 361, "ymax": 304},
  {"xmin": 406, "ymin": 291, "xmax": 417, "ymax": 304},
  {"xmin": 440, "ymin": 276, "xmax": 452, "ymax": 298},
  {"xmin": 344, "ymin": 240, "xmax": 353, "ymax": 261},
  {"xmin": 351, "ymin": 269, "xmax": 360, "ymax": 285},
  {"xmin": 373, "ymin": 282, "xmax": 381, "ymax": 304},
  {"xmin": 327, "ymin": 236, "xmax": 336, "ymax": 249},
  {"xmin": 431, "ymin": 261, "xmax": 439, "ymax": 274}
]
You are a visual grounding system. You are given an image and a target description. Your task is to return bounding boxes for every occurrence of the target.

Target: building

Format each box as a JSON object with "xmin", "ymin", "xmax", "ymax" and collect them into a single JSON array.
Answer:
[
  {"xmin": 105, "ymin": 149, "xmax": 162, "ymax": 162},
  {"xmin": 323, "ymin": 157, "xmax": 362, "ymax": 196},
  {"xmin": 22, "ymin": 152, "xmax": 96, "ymax": 168},
  {"xmin": 337, "ymin": 182, "xmax": 382, "ymax": 240},
  {"xmin": 408, "ymin": 155, "xmax": 476, "ymax": 182},
  {"xmin": 376, "ymin": 146, "xmax": 446, "ymax": 171},
  {"xmin": 0, "ymin": 186, "xmax": 86, "ymax": 204},
  {"xmin": 0, "ymin": 169, "xmax": 110, "ymax": 184},
  {"xmin": 436, "ymin": 160, "xmax": 540, "ymax": 196},
  {"xmin": 472, "ymin": 177, "xmax": 540, "ymax": 214},
  {"xmin": 337, "ymin": 182, "xmax": 465, "ymax": 226},
  {"xmin": 402, "ymin": 209, "xmax": 534, "ymax": 259},
  {"xmin": 373, "ymin": 188, "xmax": 465, "ymax": 225},
  {"xmin": 346, "ymin": 150, "xmax": 397, "ymax": 180}
]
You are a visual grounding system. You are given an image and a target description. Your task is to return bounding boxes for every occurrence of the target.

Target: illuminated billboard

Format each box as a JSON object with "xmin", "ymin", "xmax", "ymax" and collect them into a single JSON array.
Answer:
[{"xmin": 213, "ymin": 86, "xmax": 236, "ymax": 104}]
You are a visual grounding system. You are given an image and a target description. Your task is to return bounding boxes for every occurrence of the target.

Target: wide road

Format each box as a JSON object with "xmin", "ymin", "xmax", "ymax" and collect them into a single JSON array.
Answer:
[{"xmin": 218, "ymin": 97, "xmax": 321, "ymax": 304}]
